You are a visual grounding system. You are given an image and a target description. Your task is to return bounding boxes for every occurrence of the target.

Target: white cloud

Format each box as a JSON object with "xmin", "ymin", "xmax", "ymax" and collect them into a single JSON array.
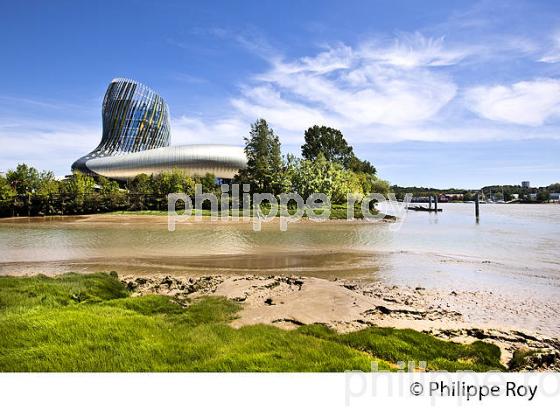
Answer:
[
  {"xmin": 539, "ymin": 32, "xmax": 560, "ymax": 63},
  {"xmin": 0, "ymin": 120, "xmax": 100, "ymax": 176},
  {"xmin": 170, "ymin": 32, "xmax": 560, "ymax": 147},
  {"xmin": 171, "ymin": 115, "xmax": 248, "ymax": 145},
  {"xmin": 231, "ymin": 85, "xmax": 337, "ymax": 132},
  {"xmin": 235, "ymin": 33, "xmax": 460, "ymax": 129},
  {"xmin": 358, "ymin": 32, "xmax": 471, "ymax": 68},
  {"xmin": 464, "ymin": 79, "xmax": 560, "ymax": 126}
]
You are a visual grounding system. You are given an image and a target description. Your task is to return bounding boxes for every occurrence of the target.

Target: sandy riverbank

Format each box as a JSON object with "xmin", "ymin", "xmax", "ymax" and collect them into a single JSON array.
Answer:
[
  {"xmin": 0, "ymin": 212, "xmax": 396, "ymax": 226},
  {"xmin": 122, "ymin": 273, "xmax": 560, "ymax": 368}
]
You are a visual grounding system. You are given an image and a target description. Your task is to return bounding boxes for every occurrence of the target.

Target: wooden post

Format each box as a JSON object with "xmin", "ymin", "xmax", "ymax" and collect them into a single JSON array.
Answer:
[
  {"xmin": 429, "ymin": 195, "xmax": 432, "ymax": 210},
  {"xmin": 435, "ymin": 194, "xmax": 438, "ymax": 212},
  {"xmin": 475, "ymin": 193, "xmax": 480, "ymax": 222}
]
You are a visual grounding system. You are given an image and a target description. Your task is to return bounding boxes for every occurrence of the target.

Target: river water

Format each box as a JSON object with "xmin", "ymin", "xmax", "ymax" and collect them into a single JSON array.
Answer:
[{"xmin": 0, "ymin": 204, "xmax": 559, "ymax": 298}]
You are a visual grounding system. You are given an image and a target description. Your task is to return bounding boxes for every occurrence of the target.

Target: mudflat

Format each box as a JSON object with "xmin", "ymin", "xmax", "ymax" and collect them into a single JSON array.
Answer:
[{"xmin": 122, "ymin": 273, "xmax": 560, "ymax": 367}]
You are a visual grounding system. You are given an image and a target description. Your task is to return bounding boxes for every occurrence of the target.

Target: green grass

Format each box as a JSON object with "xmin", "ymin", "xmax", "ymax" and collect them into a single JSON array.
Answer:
[
  {"xmin": 0, "ymin": 273, "xmax": 504, "ymax": 372},
  {"xmin": 297, "ymin": 324, "xmax": 503, "ymax": 372}
]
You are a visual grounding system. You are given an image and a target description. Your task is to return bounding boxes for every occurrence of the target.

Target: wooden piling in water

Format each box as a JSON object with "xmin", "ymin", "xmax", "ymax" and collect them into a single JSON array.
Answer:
[
  {"xmin": 429, "ymin": 195, "xmax": 432, "ymax": 210},
  {"xmin": 475, "ymin": 193, "xmax": 480, "ymax": 221},
  {"xmin": 434, "ymin": 195, "xmax": 438, "ymax": 211}
]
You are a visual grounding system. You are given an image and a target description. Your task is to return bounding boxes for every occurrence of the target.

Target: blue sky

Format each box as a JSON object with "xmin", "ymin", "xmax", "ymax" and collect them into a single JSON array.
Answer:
[{"xmin": 1, "ymin": 0, "xmax": 559, "ymax": 188}]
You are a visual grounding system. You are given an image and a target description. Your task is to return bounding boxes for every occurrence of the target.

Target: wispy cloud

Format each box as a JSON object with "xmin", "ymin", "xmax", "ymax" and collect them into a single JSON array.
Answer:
[
  {"xmin": 539, "ymin": 31, "xmax": 560, "ymax": 63},
  {"xmin": 236, "ymin": 33, "xmax": 461, "ymax": 130},
  {"xmin": 153, "ymin": 30, "xmax": 560, "ymax": 148},
  {"xmin": 357, "ymin": 32, "xmax": 472, "ymax": 68},
  {"xmin": 0, "ymin": 119, "xmax": 100, "ymax": 175},
  {"xmin": 464, "ymin": 79, "xmax": 560, "ymax": 126},
  {"xmin": 171, "ymin": 116, "xmax": 248, "ymax": 145}
]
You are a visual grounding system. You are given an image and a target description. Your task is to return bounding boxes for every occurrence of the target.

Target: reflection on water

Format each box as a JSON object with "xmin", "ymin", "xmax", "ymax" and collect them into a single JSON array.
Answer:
[{"xmin": 0, "ymin": 204, "xmax": 559, "ymax": 296}]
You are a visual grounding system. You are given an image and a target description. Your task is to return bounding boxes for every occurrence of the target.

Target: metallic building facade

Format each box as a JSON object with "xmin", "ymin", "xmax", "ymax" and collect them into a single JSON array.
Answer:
[{"xmin": 72, "ymin": 78, "xmax": 246, "ymax": 180}]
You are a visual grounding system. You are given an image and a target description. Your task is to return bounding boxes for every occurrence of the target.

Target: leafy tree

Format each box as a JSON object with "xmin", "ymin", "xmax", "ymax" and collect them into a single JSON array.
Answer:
[
  {"xmin": 129, "ymin": 174, "xmax": 152, "ymax": 194},
  {"xmin": 346, "ymin": 155, "xmax": 376, "ymax": 175},
  {"xmin": 237, "ymin": 119, "xmax": 283, "ymax": 194},
  {"xmin": 34, "ymin": 171, "xmax": 61, "ymax": 215},
  {"xmin": 62, "ymin": 172, "xmax": 96, "ymax": 196},
  {"xmin": 58, "ymin": 172, "xmax": 96, "ymax": 214},
  {"xmin": 6, "ymin": 164, "xmax": 41, "ymax": 194},
  {"xmin": 0, "ymin": 175, "xmax": 16, "ymax": 200},
  {"xmin": 278, "ymin": 154, "xmax": 299, "ymax": 193},
  {"xmin": 96, "ymin": 176, "xmax": 120, "ymax": 195},
  {"xmin": 355, "ymin": 172, "xmax": 389, "ymax": 196},
  {"xmin": 302, "ymin": 126, "xmax": 376, "ymax": 175},
  {"xmin": 152, "ymin": 169, "xmax": 195, "ymax": 196},
  {"xmin": 291, "ymin": 153, "xmax": 361, "ymax": 203},
  {"xmin": 36, "ymin": 171, "xmax": 60, "ymax": 197},
  {"xmin": 302, "ymin": 126, "xmax": 354, "ymax": 165},
  {"xmin": 537, "ymin": 190, "xmax": 550, "ymax": 202},
  {"xmin": 194, "ymin": 173, "xmax": 218, "ymax": 193}
]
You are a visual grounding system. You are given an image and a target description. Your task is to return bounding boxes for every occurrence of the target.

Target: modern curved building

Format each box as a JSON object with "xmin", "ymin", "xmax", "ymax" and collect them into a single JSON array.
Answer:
[{"xmin": 72, "ymin": 78, "xmax": 246, "ymax": 180}]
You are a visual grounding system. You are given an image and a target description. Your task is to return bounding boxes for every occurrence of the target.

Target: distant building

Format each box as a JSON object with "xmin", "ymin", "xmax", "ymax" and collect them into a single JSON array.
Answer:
[
  {"xmin": 550, "ymin": 193, "xmax": 560, "ymax": 201},
  {"xmin": 522, "ymin": 181, "xmax": 530, "ymax": 188},
  {"xmin": 438, "ymin": 193, "xmax": 464, "ymax": 202},
  {"xmin": 72, "ymin": 78, "xmax": 246, "ymax": 181},
  {"xmin": 511, "ymin": 193, "xmax": 519, "ymax": 200},
  {"xmin": 529, "ymin": 193, "xmax": 538, "ymax": 201},
  {"xmin": 445, "ymin": 193, "xmax": 464, "ymax": 201}
]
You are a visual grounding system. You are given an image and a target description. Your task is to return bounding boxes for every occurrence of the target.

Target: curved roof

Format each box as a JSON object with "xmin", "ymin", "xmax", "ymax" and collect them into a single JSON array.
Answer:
[{"xmin": 83, "ymin": 144, "xmax": 247, "ymax": 180}]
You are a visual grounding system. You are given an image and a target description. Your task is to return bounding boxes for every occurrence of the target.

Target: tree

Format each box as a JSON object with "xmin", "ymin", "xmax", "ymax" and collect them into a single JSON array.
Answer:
[
  {"xmin": 152, "ymin": 169, "xmax": 195, "ymax": 196},
  {"xmin": 0, "ymin": 175, "xmax": 16, "ymax": 216},
  {"xmin": 355, "ymin": 172, "xmax": 389, "ymax": 196},
  {"xmin": 237, "ymin": 119, "xmax": 283, "ymax": 194},
  {"xmin": 36, "ymin": 171, "xmax": 60, "ymax": 197},
  {"xmin": 0, "ymin": 175, "xmax": 16, "ymax": 200},
  {"xmin": 278, "ymin": 153, "xmax": 298, "ymax": 193},
  {"xmin": 301, "ymin": 126, "xmax": 376, "ymax": 175},
  {"xmin": 290, "ymin": 154, "xmax": 359, "ymax": 203},
  {"xmin": 129, "ymin": 174, "xmax": 152, "ymax": 194},
  {"xmin": 34, "ymin": 171, "xmax": 60, "ymax": 216},
  {"xmin": 59, "ymin": 172, "xmax": 96, "ymax": 214},
  {"xmin": 346, "ymin": 156, "xmax": 376, "ymax": 175},
  {"xmin": 128, "ymin": 173, "xmax": 153, "ymax": 210},
  {"xmin": 96, "ymin": 176, "xmax": 120, "ymax": 195},
  {"xmin": 194, "ymin": 173, "xmax": 218, "ymax": 194},
  {"xmin": 302, "ymin": 126, "xmax": 354, "ymax": 165},
  {"xmin": 537, "ymin": 190, "xmax": 550, "ymax": 202},
  {"xmin": 62, "ymin": 172, "xmax": 96, "ymax": 196},
  {"xmin": 6, "ymin": 164, "xmax": 41, "ymax": 194}
]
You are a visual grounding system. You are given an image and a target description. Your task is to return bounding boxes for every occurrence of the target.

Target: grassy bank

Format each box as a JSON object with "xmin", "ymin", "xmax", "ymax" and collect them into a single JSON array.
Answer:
[{"xmin": 0, "ymin": 273, "xmax": 503, "ymax": 372}]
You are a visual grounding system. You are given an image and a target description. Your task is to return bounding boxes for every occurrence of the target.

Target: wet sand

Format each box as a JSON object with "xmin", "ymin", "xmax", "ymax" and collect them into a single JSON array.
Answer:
[
  {"xmin": 122, "ymin": 273, "xmax": 560, "ymax": 367},
  {"xmin": 0, "ymin": 214, "xmax": 386, "ymax": 278}
]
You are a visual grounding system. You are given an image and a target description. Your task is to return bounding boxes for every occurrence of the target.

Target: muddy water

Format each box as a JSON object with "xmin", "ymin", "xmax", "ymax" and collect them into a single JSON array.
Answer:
[{"xmin": 1, "ymin": 204, "xmax": 559, "ymax": 299}]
